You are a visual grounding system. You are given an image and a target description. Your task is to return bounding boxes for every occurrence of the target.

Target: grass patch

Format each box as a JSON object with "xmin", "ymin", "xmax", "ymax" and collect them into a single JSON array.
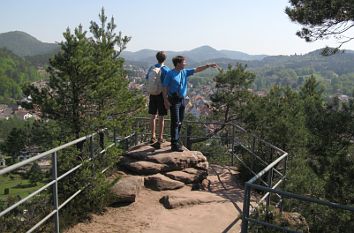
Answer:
[{"xmin": 0, "ymin": 174, "xmax": 45, "ymax": 201}]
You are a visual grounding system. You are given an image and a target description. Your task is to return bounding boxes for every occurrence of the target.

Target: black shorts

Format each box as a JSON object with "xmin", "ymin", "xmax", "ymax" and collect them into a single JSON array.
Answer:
[{"xmin": 148, "ymin": 93, "xmax": 167, "ymax": 116}]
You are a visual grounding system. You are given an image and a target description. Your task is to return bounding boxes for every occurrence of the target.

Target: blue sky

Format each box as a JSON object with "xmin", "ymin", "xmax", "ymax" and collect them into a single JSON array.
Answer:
[{"xmin": 1, "ymin": 0, "xmax": 354, "ymax": 55}]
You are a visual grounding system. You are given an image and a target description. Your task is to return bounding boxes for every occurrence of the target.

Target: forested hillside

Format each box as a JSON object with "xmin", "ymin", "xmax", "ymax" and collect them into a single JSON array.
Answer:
[
  {"xmin": 189, "ymin": 50, "xmax": 354, "ymax": 97},
  {"xmin": 0, "ymin": 31, "xmax": 59, "ymax": 57},
  {"xmin": 0, "ymin": 48, "xmax": 42, "ymax": 104}
]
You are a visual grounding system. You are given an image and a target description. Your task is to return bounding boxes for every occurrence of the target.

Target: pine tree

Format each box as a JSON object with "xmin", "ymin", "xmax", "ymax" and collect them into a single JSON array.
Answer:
[
  {"xmin": 28, "ymin": 8, "xmax": 144, "ymax": 140},
  {"xmin": 210, "ymin": 63, "xmax": 255, "ymax": 124},
  {"xmin": 286, "ymin": 0, "xmax": 354, "ymax": 54}
]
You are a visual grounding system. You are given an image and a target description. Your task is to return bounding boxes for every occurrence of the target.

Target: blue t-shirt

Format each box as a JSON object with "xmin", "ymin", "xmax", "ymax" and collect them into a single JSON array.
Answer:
[
  {"xmin": 163, "ymin": 68, "xmax": 195, "ymax": 97},
  {"xmin": 145, "ymin": 63, "xmax": 170, "ymax": 83}
]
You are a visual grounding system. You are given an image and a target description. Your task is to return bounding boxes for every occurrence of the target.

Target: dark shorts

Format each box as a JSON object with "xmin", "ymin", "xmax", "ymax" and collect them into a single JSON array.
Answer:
[{"xmin": 148, "ymin": 93, "xmax": 167, "ymax": 116}]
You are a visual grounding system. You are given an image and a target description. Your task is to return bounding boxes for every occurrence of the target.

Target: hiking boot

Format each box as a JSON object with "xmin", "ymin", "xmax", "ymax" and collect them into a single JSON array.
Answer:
[
  {"xmin": 171, "ymin": 145, "xmax": 183, "ymax": 152},
  {"xmin": 149, "ymin": 138, "xmax": 157, "ymax": 144},
  {"xmin": 151, "ymin": 142, "xmax": 161, "ymax": 149}
]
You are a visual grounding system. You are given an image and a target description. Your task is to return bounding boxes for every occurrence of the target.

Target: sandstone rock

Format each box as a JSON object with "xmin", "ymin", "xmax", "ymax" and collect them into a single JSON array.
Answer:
[
  {"xmin": 161, "ymin": 191, "xmax": 227, "ymax": 209},
  {"xmin": 125, "ymin": 144, "xmax": 155, "ymax": 160},
  {"xmin": 146, "ymin": 150, "xmax": 201, "ymax": 170},
  {"xmin": 144, "ymin": 173, "xmax": 184, "ymax": 191},
  {"xmin": 110, "ymin": 176, "xmax": 144, "ymax": 204},
  {"xmin": 165, "ymin": 169, "xmax": 207, "ymax": 184},
  {"xmin": 124, "ymin": 160, "xmax": 168, "ymax": 175},
  {"xmin": 195, "ymin": 161, "xmax": 209, "ymax": 170},
  {"xmin": 182, "ymin": 167, "xmax": 208, "ymax": 177},
  {"xmin": 164, "ymin": 171, "xmax": 197, "ymax": 184},
  {"xmin": 191, "ymin": 151, "xmax": 207, "ymax": 162}
]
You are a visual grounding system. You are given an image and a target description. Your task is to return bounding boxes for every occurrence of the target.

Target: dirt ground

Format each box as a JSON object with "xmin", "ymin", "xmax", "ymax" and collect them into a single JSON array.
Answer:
[{"xmin": 65, "ymin": 165, "xmax": 248, "ymax": 233}]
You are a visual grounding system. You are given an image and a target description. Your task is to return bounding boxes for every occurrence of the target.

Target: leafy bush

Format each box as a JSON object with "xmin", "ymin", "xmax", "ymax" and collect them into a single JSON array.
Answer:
[{"xmin": 249, "ymin": 204, "xmax": 309, "ymax": 233}]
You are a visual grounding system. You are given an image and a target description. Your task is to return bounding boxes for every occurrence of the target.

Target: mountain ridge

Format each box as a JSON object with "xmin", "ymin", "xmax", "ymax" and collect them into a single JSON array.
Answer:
[
  {"xmin": 2, "ymin": 30, "xmax": 354, "ymax": 74},
  {"xmin": 121, "ymin": 45, "xmax": 267, "ymax": 63}
]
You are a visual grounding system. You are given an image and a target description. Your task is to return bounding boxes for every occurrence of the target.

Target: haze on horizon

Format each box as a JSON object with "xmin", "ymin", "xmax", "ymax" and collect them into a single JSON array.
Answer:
[{"xmin": 1, "ymin": 0, "xmax": 354, "ymax": 56}]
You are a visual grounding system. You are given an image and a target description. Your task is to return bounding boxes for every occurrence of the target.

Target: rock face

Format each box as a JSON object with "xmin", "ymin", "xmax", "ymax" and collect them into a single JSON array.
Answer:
[{"xmin": 118, "ymin": 141, "xmax": 209, "ymax": 192}]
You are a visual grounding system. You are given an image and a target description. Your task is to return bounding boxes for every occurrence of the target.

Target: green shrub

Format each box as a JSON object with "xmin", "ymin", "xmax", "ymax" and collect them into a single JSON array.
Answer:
[{"xmin": 4, "ymin": 188, "xmax": 9, "ymax": 195}]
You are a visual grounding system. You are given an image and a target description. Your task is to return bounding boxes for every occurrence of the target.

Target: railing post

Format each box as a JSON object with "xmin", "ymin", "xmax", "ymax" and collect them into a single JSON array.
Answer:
[
  {"xmin": 241, "ymin": 183, "xmax": 251, "ymax": 233},
  {"xmin": 113, "ymin": 127, "xmax": 117, "ymax": 146},
  {"xmin": 136, "ymin": 121, "xmax": 141, "ymax": 143},
  {"xmin": 99, "ymin": 131, "xmax": 104, "ymax": 151},
  {"xmin": 134, "ymin": 131, "xmax": 138, "ymax": 146},
  {"xmin": 252, "ymin": 136, "xmax": 256, "ymax": 153},
  {"xmin": 231, "ymin": 125, "xmax": 235, "ymax": 166},
  {"xmin": 52, "ymin": 152, "xmax": 60, "ymax": 233},
  {"xmin": 186, "ymin": 124, "xmax": 192, "ymax": 150},
  {"xmin": 89, "ymin": 136, "xmax": 94, "ymax": 158},
  {"xmin": 125, "ymin": 135, "xmax": 129, "ymax": 150},
  {"xmin": 266, "ymin": 148, "xmax": 274, "ymax": 209}
]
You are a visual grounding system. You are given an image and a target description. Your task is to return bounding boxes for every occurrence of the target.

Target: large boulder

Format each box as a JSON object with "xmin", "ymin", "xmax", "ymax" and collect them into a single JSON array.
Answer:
[
  {"xmin": 161, "ymin": 191, "xmax": 228, "ymax": 209},
  {"xmin": 144, "ymin": 173, "xmax": 185, "ymax": 191},
  {"xmin": 110, "ymin": 176, "xmax": 144, "ymax": 204},
  {"xmin": 164, "ymin": 168, "xmax": 207, "ymax": 184},
  {"xmin": 146, "ymin": 150, "xmax": 208, "ymax": 171}
]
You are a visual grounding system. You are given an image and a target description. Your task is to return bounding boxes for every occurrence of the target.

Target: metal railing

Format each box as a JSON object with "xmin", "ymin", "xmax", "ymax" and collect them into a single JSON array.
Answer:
[
  {"xmin": 0, "ymin": 128, "xmax": 136, "ymax": 233},
  {"xmin": 131, "ymin": 117, "xmax": 354, "ymax": 232},
  {"xmin": 238, "ymin": 144, "xmax": 354, "ymax": 231},
  {"xmin": 2, "ymin": 118, "xmax": 353, "ymax": 233}
]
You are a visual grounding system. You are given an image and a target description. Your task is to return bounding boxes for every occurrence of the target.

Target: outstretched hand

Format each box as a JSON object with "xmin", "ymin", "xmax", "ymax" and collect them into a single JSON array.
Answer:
[
  {"xmin": 208, "ymin": 63, "xmax": 218, "ymax": 68},
  {"xmin": 208, "ymin": 63, "xmax": 222, "ymax": 72}
]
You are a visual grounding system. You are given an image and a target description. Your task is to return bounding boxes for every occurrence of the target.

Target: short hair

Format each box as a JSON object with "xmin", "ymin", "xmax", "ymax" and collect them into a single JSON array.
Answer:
[
  {"xmin": 156, "ymin": 51, "xmax": 166, "ymax": 63},
  {"xmin": 172, "ymin": 56, "xmax": 185, "ymax": 67}
]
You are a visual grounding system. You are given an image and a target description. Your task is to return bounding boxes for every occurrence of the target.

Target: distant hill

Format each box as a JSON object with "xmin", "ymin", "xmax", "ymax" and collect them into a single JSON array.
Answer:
[
  {"xmin": 0, "ymin": 31, "xmax": 59, "ymax": 57},
  {"xmin": 121, "ymin": 45, "xmax": 266, "ymax": 66}
]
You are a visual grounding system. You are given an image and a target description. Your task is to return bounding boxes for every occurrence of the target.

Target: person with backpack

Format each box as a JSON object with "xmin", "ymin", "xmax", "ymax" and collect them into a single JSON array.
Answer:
[
  {"xmin": 146, "ymin": 51, "xmax": 170, "ymax": 148},
  {"xmin": 162, "ymin": 55, "xmax": 219, "ymax": 152}
]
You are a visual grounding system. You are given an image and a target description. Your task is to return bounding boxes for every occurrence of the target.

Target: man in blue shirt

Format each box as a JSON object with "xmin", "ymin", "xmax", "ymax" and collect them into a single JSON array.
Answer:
[
  {"xmin": 162, "ymin": 55, "xmax": 218, "ymax": 152},
  {"xmin": 146, "ymin": 51, "xmax": 170, "ymax": 148}
]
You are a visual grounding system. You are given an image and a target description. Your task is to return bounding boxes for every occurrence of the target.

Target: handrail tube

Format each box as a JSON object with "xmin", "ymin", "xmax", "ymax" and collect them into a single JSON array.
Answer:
[
  {"xmin": 234, "ymin": 155, "xmax": 268, "ymax": 186},
  {"xmin": 239, "ymin": 144, "xmax": 284, "ymax": 177},
  {"xmin": 259, "ymin": 176, "xmax": 286, "ymax": 204},
  {"xmin": 247, "ymin": 153, "xmax": 288, "ymax": 184},
  {"xmin": 0, "ymin": 179, "xmax": 56, "ymax": 217},
  {"xmin": 26, "ymin": 187, "xmax": 85, "ymax": 233},
  {"xmin": 135, "ymin": 117, "xmax": 287, "ymax": 155},
  {"xmin": 232, "ymin": 124, "xmax": 287, "ymax": 154},
  {"xmin": 26, "ymin": 209, "xmax": 58, "ymax": 233},
  {"xmin": 0, "ymin": 128, "xmax": 116, "ymax": 233},
  {"xmin": 248, "ymin": 183, "xmax": 354, "ymax": 212},
  {"xmin": 0, "ymin": 159, "xmax": 88, "ymax": 218},
  {"xmin": 0, "ymin": 130, "xmax": 105, "ymax": 176},
  {"xmin": 58, "ymin": 188, "xmax": 85, "ymax": 211}
]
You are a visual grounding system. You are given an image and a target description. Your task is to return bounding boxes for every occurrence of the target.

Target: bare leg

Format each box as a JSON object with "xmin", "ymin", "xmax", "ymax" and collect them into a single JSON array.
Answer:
[
  {"xmin": 150, "ymin": 114, "xmax": 157, "ymax": 141},
  {"xmin": 158, "ymin": 115, "xmax": 164, "ymax": 142}
]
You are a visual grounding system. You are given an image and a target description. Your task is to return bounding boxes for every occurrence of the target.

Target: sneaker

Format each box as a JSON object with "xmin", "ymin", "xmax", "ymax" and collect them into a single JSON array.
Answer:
[
  {"xmin": 171, "ymin": 145, "xmax": 183, "ymax": 152},
  {"xmin": 151, "ymin": 142, "xmax": 161, "ymax": 149}
]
